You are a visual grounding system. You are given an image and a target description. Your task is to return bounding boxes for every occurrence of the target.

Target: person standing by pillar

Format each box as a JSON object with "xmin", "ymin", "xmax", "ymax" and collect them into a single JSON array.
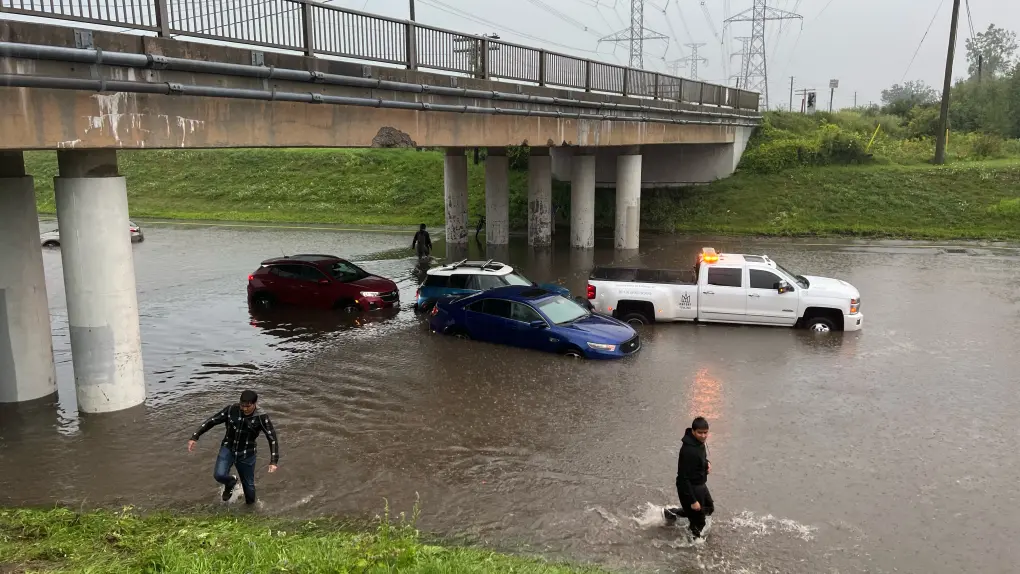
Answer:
[
  {"xmin": 412, "ymin": 223, "xmax": 432, "ymax": 260},
  {"xmin": 188, "ymin": 390, "xmax": 279, "ymax": 505}
]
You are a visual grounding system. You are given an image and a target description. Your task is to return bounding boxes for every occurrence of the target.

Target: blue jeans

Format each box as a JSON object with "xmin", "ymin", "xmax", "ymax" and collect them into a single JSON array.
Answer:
[{"xmin": 213, "ymin": 446, "xmax": 257, "ymax": 504}]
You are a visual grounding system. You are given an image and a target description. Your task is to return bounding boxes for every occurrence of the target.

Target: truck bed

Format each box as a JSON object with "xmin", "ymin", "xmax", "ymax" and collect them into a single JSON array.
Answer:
[{"xmin": 589, "ymin": 266, "xmax": 697, "ymax": 285}]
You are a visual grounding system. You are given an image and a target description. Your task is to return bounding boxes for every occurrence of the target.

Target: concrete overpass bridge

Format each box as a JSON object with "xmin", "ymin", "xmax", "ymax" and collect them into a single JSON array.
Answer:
[{"xmin": 0, "ymin": 1, "xmax": 761, "ymax": 413}]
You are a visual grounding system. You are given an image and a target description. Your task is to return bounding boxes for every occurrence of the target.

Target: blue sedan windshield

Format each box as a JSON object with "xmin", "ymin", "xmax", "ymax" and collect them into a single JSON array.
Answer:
[{"xmin": 536, "ymin": 297, "xmax": 588, "ymax": 325}]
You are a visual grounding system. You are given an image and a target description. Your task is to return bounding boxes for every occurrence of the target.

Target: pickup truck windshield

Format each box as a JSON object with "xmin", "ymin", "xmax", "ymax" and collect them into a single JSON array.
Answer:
[
  {"xmin": 536, "ymin": 297, "xmax": 588, "ymax": 324},
  {"xmin": 775, "ymin": 262, "xmax": 810, "ymax": 288},
  {"xmin": 503, "ymin": 272, "xmax": 533, "ymax": 286}
]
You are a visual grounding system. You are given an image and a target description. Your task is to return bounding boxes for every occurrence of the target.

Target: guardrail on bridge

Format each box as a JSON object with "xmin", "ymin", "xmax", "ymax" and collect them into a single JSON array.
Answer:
[{"xmin": 0, "ymin": 0, "xmax": 760, "ymax": 111}]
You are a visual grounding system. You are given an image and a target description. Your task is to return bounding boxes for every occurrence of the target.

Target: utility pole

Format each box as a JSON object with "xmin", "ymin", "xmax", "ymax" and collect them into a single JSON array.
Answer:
[
  {"xmin": 598, "ymin": 0, "xmax": 668, "ymax": 68},
  {"xmin": 795, "ymin": 88, "xmax": 809, "ymax": 113},
  {"xmin": 854, "ymin": 91, "xmax": 857, "ymax": 108},
  {"xmin": 724, "ymin": 0, "xmax": 802, "ymax": 109},
  {"xmin": 829, "ymin": 79, "xmax": 838, "ymax": 113},
  {"xmin": 684, "ymin": 43, "xmax": 708, "ymax": 80},
  {"xmin": 935, "ymin": 0, "xmax": 962, "ymax": 165},
  {"xmin": 409, "ymin": 0, "xmax": 415, "ymax": 21},
  {"xmin": 789, "ymin": 76, "xmax": 794, "ymax": 111}
]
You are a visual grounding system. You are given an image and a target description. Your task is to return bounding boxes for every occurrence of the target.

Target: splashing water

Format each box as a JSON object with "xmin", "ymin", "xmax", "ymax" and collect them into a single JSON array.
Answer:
[{"xmin": 728, "ymin": 510, "xmax": 816, "ymax": 542}]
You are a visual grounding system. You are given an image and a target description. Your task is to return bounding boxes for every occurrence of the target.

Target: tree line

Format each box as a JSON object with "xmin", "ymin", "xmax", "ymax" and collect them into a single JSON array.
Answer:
[{"xmin": 872, "ymin": 24, "xmax": 1020, "ymax": 139}]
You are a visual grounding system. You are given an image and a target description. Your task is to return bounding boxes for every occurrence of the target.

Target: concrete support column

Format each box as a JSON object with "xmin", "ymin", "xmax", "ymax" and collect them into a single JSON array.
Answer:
[
  {"xmin": 484, "ymin": 147, "xmax": 509, "ymax": 246},
  {"xmin": 54, "ymin": 150, "xmax": 145, "ymax": 413},
  {"xmin": 0, "ymin": 152, "xmax": 57, "ymax": 404},
  {"xmin": 615, "ymin": 148, "xmax": 642, "ymax": 250},
  {"xmin": 570, "ymin": 151, "xmax": 596, "ymax": 249},
  {"xmin": 528, "ymin": 147, "xmax": 552, "ymax": 247},
  {"xmin": 444, "ymin": 148, "xmax": 469, "ymax": 246}
]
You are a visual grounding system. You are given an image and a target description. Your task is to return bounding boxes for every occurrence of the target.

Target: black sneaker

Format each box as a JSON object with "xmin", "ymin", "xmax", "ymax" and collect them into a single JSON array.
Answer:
[
  {"xmin": 222, "ymin": 476, "xmax": 237, "ymax": 501},
  {"xmin": 663, "ymin": 508, "xmax": 677, "ymax": 523}
]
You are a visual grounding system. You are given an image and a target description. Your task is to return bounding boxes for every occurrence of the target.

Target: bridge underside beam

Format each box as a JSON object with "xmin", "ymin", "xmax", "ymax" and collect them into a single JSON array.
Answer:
[{"xmin": 0, "ymin": 85, "xmax": 746, "ymax": 151}]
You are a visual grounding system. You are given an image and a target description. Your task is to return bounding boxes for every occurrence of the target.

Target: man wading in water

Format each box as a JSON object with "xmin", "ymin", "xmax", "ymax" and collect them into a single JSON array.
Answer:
[
  {"xmin": 664, "ymin": 417, "xmax": 714, "ymax": 538},
  {"xmin": 188, "ymin": 390, "xmax": 279, "ymax": 505},
  {"xmin": 411, "ymin": 223, "xmax": 432, "ymax": 260}
]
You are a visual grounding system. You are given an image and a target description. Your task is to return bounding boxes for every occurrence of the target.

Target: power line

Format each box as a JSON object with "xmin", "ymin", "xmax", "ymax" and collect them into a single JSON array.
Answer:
[
  {"xmin": 963, "ymin": 0, "xmax": 976, "ymax": 39},
  {"xmin": 418, "ymin": 0, "xmax": 608, "ymax": 55},
  {"xmin": 525, "ymin": 0, "xmax": 606, "ymax": 38},
  {"xmin": 900, "ymin": 0, "xmax": 947, "ymax": 81}
]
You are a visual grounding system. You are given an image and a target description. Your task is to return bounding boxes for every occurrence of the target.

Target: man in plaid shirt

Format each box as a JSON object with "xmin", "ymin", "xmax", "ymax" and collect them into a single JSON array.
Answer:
[{"xmin": 188, "ymin": 389, "xmax": 279, "ymax": 505}]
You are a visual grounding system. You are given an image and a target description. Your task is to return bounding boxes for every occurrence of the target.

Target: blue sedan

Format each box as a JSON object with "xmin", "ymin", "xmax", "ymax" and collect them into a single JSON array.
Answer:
[{"xmin": 428, "ymin": 285, "xmax": 641, "ymax": 359}]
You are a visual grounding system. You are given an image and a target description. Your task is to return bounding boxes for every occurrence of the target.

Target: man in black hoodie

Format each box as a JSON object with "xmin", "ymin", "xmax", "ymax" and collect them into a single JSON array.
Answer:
[{"xmin": 664, "ymin": 417, "xmax": 714, "ymax": 538}]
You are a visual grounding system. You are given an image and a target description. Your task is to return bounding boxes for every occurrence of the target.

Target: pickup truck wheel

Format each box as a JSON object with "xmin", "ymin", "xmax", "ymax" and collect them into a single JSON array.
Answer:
[
  {"xmin": 42, "ymin": 240, "xmax": 59, "ymax": 248},
  {"xmin": 620, "ymin": 312, "xmax": 650, "ymax": 326},
  {"xmin": 447, "ymin": 328, "xmax": 470, "ymax": 340},
  {"xmin": 805, "ymin": 316, "xmax": 836, "ymax": 333}
]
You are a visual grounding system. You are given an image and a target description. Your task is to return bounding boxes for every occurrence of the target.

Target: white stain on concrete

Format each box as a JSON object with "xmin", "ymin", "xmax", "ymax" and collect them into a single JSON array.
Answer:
[
  {"xmin": 175, "ymin": 117, "xmax": 204, "ymax": 147},
  {"xmin": 83, "ymin": 94, "xmax": 203, "ymax": 147},
  {"xmin": 57, "ymin": 139, "xmax": 83, "ymax": 149}
]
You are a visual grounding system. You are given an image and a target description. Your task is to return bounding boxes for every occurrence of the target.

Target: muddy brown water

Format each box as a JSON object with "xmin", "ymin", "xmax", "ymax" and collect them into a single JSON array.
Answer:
[{"xmin": 3, "ymin": 221, "xmax": 1020, "ymax": 573}]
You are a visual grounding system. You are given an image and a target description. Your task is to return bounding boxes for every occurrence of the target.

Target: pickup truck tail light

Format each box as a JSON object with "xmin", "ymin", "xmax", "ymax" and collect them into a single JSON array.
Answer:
[{"xmin": 586, "ymin": 283, "xmax": 596, "ymax": 300}]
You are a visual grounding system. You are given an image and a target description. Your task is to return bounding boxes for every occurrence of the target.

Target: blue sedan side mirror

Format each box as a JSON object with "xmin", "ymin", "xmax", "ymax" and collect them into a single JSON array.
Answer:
[{"xmin": 529, "ymin": 320, "xmax": 547, "ymax": 329}]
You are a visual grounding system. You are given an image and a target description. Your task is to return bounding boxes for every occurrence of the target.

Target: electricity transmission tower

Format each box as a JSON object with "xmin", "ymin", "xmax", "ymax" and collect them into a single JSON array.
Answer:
[
  {"xmin": 730, "ymin": 36, "xmax": 751, "ymax": 88},
  {"xmin": 599, "ymin": 0, "xmax": 668, "ymax": 68},
  {"xmin": 724, "ymin": 0, "xmax": 802, "ymax": 108},
  {"xmin": 684, "ymin": 43, "xmax": 708, "ymax": 80}
]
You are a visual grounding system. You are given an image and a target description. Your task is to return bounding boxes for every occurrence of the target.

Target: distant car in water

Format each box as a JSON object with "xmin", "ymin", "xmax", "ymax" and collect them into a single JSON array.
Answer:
[
  {"xmin": 428, "ymin": 285, "xmax": 641, "ymax": 359},
  {"xmin": 41, "ymin": 221, "xmax": 144, "ymax": 247},
  {"xmin": 247, "ymin": 254, "xmax": 399, "ymax": 313},
  {"xmin": 415, "ymin": 259, "xmax": 570, "ymax": 312}
]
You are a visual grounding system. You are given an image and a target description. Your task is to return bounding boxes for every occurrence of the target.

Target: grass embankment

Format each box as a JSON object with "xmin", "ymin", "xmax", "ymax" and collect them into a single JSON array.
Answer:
[
  {"xmin": 26, "ymin": 149, "xmax": 1020, "ymax": 241},
  {"xmin": 0, "ymin": 507, "xmax": 600, "ymax": 574}
]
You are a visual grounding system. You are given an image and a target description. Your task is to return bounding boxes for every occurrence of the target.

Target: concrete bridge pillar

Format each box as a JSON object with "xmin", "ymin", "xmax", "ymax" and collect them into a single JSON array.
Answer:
[
  {"xmin": 615, "ymin": 148, "xmax": 642, "ymax": 250},
  {"xmin": 570, "ymin": 150, "xmax": 596, "ymax": 249},
  {"xmin": 484, "ymin": 147, "xmax": 509, "ymax": 246},
  {"xmin": 528, "ymin": 147, "xmax": 552, "ymax": 247},
  {"xmin": 444, "ymin": 148, "xmax": 469, "ymax": 246},
  {"xmin": 0, "ymin": 151, "xmax": 57, "ymax": 404},
  {"xmin": 54, "ymin": 149, "xmax": 145, "ymax": 413}
]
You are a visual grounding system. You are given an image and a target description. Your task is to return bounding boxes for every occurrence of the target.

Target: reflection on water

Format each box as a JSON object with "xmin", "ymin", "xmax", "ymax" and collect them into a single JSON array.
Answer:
[{"xmin": 5, "ymin": 222, "xmax": 1020, "ymax": 574}]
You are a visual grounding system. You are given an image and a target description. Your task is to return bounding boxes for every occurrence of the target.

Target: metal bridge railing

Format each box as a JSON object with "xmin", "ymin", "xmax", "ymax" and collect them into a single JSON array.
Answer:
[{"xmin": 0, "ymin": 0, "xmax": 761, "ymax": 111}]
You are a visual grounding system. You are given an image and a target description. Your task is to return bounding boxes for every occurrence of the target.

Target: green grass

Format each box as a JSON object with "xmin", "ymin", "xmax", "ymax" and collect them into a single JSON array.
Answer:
[
  {"xmin": 0, "ymin": 506, "xmax": 603, "ymax": 574},
  {"xmin": 25, "ymin": 149, "xmax": 1020, "ymax": 241}
]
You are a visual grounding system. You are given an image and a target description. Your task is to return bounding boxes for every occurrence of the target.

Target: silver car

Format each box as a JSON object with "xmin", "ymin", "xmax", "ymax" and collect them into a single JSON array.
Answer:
[{"xmin": 41, "ymin": 221, "xmax": 144, "ymax": 247}]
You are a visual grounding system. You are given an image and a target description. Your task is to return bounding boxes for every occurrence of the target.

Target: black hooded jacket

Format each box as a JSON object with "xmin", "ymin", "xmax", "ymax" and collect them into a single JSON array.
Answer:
[{"xmin": 675, "ymin": 427, "xmax": 709, "ymax": 505}]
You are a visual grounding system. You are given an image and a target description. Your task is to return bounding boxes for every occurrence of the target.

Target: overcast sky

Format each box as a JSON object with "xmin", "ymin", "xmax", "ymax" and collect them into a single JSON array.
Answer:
[{"xmin": 327, "ymin": 0, "xmax": 1020, "ymax": 110}]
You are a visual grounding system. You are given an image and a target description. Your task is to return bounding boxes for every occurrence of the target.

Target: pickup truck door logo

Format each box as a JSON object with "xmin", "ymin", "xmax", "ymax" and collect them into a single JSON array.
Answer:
[{"xmin": 679, "ymin": 292, "xmax": 692, "ymax": 310}]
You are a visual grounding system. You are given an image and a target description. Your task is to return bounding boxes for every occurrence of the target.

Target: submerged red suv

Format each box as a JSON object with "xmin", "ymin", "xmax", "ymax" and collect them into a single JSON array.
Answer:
[{"xmin": 247, "ymin": 254, "xmax": 399, "ymax": 312}]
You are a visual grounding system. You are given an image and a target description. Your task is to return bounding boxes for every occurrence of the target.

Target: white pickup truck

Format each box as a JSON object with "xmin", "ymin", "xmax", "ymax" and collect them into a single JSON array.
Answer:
[{"xmin": 585, "ymin": 248, "xmax": 863, "ymax": 333}]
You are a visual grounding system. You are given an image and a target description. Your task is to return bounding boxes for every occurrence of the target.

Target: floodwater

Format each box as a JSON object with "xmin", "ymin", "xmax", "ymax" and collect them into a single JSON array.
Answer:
[{"xmin": 3, "ymin": 220, "xmax": 1020, "ymax": 573}]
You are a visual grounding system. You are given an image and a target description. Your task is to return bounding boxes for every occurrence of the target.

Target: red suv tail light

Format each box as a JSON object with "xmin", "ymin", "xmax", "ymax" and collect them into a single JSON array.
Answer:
[
  {"xmin": 248, "ymin": 274, "xmax": 253, "ymax": 281},
  {"xmin": 586, "ymin": 283, "xmax": 596, "ymax": 299}
]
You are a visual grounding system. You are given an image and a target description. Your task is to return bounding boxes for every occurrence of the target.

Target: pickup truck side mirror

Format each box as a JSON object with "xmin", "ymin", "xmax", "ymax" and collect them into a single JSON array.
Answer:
[
  {"xmin": 777, "ymin": 280, "xmax": 791, "ymax": 294},
  {"xmin": 529, "ymin": 320, "xmax": 547, "ymax": 329}
]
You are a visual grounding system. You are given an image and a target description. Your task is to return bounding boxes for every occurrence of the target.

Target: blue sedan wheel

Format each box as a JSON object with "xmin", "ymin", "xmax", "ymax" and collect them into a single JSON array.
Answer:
[{"xmin": 562, "ymin": 348, "xmax": 584, "ymax": 359}]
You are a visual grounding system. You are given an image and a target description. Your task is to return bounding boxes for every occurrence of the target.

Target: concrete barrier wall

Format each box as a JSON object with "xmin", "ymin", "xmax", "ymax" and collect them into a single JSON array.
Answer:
[{"xmin": 0, "ymin": 21, "xmax": 759, "ymax": 151}]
